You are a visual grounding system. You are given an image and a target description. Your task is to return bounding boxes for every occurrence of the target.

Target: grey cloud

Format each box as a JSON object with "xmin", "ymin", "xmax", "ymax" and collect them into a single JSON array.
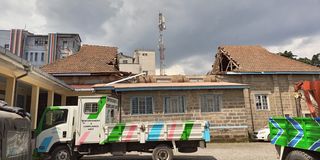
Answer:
[
  {"xmin": 4, "ymin": 0, "xmax": 320, "ymax": 74},
  {"xmin": 36, "ymin": 0, "xmax": 123, "ymax": 41}
]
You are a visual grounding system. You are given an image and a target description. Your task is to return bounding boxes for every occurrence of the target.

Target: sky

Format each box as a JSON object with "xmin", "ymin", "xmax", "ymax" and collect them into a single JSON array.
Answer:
[{"xmin": 1, "ymin": 0, "xmax": 320, "ymax": 75}]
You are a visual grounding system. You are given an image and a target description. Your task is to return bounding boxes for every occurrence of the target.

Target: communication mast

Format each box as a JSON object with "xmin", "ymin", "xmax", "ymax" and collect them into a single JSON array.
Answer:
[{"xmin": 158, "ymin": 13, "xmax": 166, "ymax": 75}]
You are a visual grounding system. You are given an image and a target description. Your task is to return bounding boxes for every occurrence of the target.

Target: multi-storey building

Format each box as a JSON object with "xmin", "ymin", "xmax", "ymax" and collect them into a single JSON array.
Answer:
[
  {"xmin": 118, "ymin": 50, "xmax": 156, "ymax": 75},
  {"xmin": 0, "ymin": 29, "xmax": 81, "ymax": 67}
]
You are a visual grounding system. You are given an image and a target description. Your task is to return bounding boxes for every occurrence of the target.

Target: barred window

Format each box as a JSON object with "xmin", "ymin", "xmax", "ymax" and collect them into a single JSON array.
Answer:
[
  {"xmin": 131, "ymin": 96, "xmax": 153, "ymax": 115},
  {"xmin": 255, "ymin": 94, "xmax": 269, "ymax": 110},
  {"xmin": 164, "ymin": 96, "xmax": 185, "ymax": 114},
  {"xmin": 200, "ymin": 94, "xmax": 222, "ymax": 112},
  {"xmin": 84, "ymin": 103, "xmax": 98, "ymax": 114}
]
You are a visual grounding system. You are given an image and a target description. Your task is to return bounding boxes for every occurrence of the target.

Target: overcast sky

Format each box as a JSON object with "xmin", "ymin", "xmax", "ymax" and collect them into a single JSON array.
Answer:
[{"xmin": 1, "ymin": 0, "xmax": 320, "ymax": 75}]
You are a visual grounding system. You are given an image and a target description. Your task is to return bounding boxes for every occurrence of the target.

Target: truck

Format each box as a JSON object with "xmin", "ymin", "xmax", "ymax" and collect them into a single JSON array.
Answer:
[
  {"xmin": 269, "ymin": 80, "xmax": 320, "ymax": 160},
  {"xmin": 34, "ymin": 95, "xmax": 211, "ymax": 160}
]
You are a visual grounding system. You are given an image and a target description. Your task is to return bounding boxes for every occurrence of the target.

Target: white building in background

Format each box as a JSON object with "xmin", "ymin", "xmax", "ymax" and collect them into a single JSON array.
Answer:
[
  {"xmin": 0, "ymin": 29, "xmax": 81, "ymax": 67},
  {"xmin": 118, "ymin": 50, "xmax": 156, "ymax": 75}
]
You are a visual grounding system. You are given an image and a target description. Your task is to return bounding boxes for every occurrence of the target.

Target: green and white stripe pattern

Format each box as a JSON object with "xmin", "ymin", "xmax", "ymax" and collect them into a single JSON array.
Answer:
[
  {"xmin": 269, "ymin": 117, "xmax": 320, "ymax": 152},
  {"xmin": 99, "ymin": 120, "xmax": 210, "ymax": 144}
]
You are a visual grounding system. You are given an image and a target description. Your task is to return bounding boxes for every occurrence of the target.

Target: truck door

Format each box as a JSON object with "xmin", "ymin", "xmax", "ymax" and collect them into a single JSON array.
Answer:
[{"xmin": 77, "ymin": 96, "xmax": 106, "ymax": 145}]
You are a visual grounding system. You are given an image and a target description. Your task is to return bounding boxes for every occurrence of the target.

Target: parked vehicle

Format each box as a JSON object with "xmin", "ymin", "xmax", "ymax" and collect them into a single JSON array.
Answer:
[
  {"xmin": 34, "ymin": 95, "xmax": 211, "ymax": 160},
  {"xmin": 0, "ymin": 100, "xmax": 32, "ymax": 160},
  {"xmin": 269, "ymin": 80, "xmax": 320, "ymax": 160},
  {"xmin": 252, "ymin": 126, "xmax": 270, "ymax": 141}
]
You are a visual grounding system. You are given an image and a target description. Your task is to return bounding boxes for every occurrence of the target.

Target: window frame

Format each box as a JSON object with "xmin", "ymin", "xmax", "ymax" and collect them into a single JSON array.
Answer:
[
  {"xmin": 63, "ymin": 41, "xmax": 68, "ymax": 49},
  {"xmin": 41, "ymin": 52, "xmax": 45, "ymax": 61},
  {"xmin": 130, "ymin": 96, "xmax": 154, "ymax": 115},
  {"xmin": 30, "ymin": 52, "xmax": 33, "ymax": 62},
  {"xmin": 199, "ymin": 94, "xmax": 222, "ymax": 113},
  {"xmin": 254, "ymin": 94, "xmax": 270, "ymax": 110},
  {"xmin": 35, "ymin": 52, "xmax": 38, "ymax": 61},
  {"xmin": 84, "ymin": 102, "xmax": 99, "ymax": 114},
  {"xmin": 25, "ymin": 52, "xmax": 28, "ymax": 60},
  {"xmin": 163, "ymin": 95, "xmax": 186, "ymax": 114}
]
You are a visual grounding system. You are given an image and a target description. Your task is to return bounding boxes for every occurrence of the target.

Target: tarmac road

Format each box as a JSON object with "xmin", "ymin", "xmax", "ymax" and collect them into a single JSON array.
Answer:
[{"xmin": 82, "ymin": 142, "xmax": 278, "ymax": 160}]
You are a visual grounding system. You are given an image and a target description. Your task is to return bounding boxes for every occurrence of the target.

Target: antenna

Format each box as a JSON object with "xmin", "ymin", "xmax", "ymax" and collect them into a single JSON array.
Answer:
[{"xmin": 158, "ymin": 12, "xmax": 166, "ymax": 75}]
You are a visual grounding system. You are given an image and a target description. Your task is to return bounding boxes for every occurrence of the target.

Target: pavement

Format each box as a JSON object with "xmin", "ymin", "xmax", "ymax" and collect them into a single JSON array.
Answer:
[{"xmin": 82, "ymin": 142, "xmax": 278, "ymax": 160}]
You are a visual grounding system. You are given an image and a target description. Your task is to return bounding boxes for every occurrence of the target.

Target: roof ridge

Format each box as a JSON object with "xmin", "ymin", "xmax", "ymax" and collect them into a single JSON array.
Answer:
[{"xmin": 82, "ymin": 44, "xmax": 118, "ymax": 48}]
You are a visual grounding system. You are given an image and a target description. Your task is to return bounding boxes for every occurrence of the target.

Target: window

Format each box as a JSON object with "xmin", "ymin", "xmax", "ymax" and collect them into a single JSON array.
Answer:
[
  {"xmin": 200, "ymin": 94, "xmax": 222, "ymax": 112},
  {"xmin": 123, "ymin": 60, "xmax": 128, "ymax": 64},
  {"xmin": 131, "ymin": 96, "xmax": 153, "ymax": 115},
  {"xmin": 84, "ymin": 103, "xmax": 98, "ymax": 114},
  {"xmin": 30, "ymin": 52, "xmax": 33, "ymax": 61},
  {"xmin": 142, "ymin": 53, "xmax": 148, "ymax": 56},
  {"xmin": 35, "ymin": 52, "xmax": 38, "ymax": 61},
  {"xmin": 41, "ymin": 52, "xmax": 44, "ymax": 61},
  {"xmin": 35, "ymin": 38, "xmax": 45, "ymax": 46},
  {"xmin": 143, "ymin": 71, "xmax": 148, "ymax": 75},
  {"xmin": 63, "ymin": 41, "xmax": 68, "ymax": 49},
  {"xmin": 255, "ymin": 94, "xmax": 269, "ymax": 110},
  {"xmin": 43, "ymin": 109, "xmax": 68, "ymax": 130},
  {"xmin": 25, "ymin": 52, "xmax": 28, "ymax": 60},
  {"xmin": 4, "ymin": 44, "xmax": 9, "ymax": 49},
  {"xmin": 164, "ymin": 96, "xmax": 185, "ymax": 114}
]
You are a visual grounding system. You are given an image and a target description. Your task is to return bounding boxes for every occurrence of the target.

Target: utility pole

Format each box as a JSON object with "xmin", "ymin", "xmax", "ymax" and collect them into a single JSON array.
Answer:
[{"xmin": 158, "ymin": 13, "xmax": 166, "ymax": 75}]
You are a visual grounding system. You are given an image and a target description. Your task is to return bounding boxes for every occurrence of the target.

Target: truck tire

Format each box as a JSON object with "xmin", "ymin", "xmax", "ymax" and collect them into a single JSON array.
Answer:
[
  {"xmin": 152, "ymin": 145, "xmax": 173, "ymax": 160},
  {"xmin": 51, "ymin": 145, "xmax": 72, "ymax": 160},
  {"xmin": 285, "ymin": 150, "xmax": 315, "ymax": 160}
]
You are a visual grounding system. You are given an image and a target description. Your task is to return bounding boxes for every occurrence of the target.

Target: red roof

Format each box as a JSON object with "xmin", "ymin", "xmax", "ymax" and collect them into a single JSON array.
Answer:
[
  {"xmin": 211, "ymin": 45, "xmax": 320, "ymax": 73},
  {"xmin": 41, "ymin": 44, "xmax": 119, "ymax": 74}
]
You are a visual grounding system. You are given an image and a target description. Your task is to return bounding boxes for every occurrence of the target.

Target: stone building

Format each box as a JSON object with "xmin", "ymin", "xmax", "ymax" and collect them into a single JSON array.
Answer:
[
  {"xmin": 118, "ymin": 50, "xmax": 156, "ymax": 75},
  {"xmin": 94, "ymin": 82, "xmax": 249, "ymax": 142},
  {"xmin": 209, "ymin": 45, "xmax": 320, "ymax": 132},
  {"xmin": 93, "ymin": 45, "xmax": 320, "ymax": 141}
]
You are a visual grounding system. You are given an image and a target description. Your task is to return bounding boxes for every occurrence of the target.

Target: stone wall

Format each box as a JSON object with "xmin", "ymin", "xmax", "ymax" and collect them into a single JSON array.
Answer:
[
  {"xmin": 215, "ymin": 74, "xmax": 320, "ymax": 132},
  {"xmin": 119, "ymin": 89, "xmax": 248, "ymax": 142}
]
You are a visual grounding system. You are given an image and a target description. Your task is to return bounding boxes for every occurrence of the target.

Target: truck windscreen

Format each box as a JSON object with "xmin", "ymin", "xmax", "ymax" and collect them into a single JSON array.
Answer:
[{"xmin": 43, "ymin": 109, "xmax": 68, "ymax": 130}]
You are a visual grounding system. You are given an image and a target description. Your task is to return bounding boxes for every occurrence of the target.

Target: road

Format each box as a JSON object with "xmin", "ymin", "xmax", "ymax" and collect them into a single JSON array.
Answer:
[{"xmin": 82, "ymin": 142, "xmax": 278, "ymax": 160}]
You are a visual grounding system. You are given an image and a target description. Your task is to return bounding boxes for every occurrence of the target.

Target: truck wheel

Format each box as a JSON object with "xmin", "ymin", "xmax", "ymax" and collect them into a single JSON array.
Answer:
[
  {"xmin": 51, "ymin": 145, "xmax": 72, "ymax": 160},
  {"xmin": 152, "ymin": 145, "xmax": 173, "ymax": 160},
  {"xmin": 285, "ymin": 150, "xmax": 315, "ymax": 160}
]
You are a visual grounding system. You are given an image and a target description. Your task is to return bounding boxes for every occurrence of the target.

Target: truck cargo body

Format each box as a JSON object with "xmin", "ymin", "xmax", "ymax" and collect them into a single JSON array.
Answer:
[{"xmin": 269, "ymin": 117, "xmax": 320, "ymax": 160}]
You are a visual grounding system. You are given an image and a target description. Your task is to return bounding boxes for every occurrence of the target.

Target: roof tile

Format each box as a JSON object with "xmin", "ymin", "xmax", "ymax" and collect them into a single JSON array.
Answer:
[
  {"xmin": 213, "ymin": 45, "xmax": 320, "ymax": 72},
  {"xmin": 41, "ymin": 44, "xmax": 119, "ymax": 73}
]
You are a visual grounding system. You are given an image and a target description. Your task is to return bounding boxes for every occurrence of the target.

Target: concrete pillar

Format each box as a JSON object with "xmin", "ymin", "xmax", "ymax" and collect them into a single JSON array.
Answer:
[
  {"xmin": 272, "ymin": 75, "xmax": 284, "ymax": 116},
  {"xmin": 30, "ymin": 85, "xmax": 39, "ymax": 129},
  {"xmin": 47, "ymin": 90, "xmax": 54, "ymax": 107},
  {"xmin": 61, "ymin": 95, "xmax": 66, "ymax": 106},
  {"xmin": 5, "ymin": 77, "xmax": 15, "ymax": 106}
]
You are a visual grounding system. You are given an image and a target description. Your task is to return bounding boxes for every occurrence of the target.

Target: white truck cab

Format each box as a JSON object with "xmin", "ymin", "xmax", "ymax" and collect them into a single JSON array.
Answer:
[{"xmin": 34, "ymin": 95, "xmax": 210, "ymax": 160}]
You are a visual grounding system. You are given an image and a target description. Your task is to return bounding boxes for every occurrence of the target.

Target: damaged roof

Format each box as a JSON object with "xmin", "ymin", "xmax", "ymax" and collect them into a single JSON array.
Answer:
[
  {"xmin": 211, "ymin": 45, "xmax": 320, "ymax": 74},
  {"xmin": 41, "ymin": 44, "xmax": 119, "ymax": 74}
]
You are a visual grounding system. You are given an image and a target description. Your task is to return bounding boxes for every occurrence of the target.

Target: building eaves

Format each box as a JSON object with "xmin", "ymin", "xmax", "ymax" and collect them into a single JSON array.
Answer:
[
  {"xmin": 0, "ymin": 46, "xmax": 73, "ymax": 90},
  {"xmin": 94, "ymin": 82, "xmax": 249, "ymax": 91}
]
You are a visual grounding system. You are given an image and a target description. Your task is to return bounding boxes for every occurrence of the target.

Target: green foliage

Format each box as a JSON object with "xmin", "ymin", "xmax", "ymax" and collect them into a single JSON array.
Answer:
[
  {"xmin": 311, "ymin": 53, "xmax": 320, "ymax": 66},
  {"xmin": 277, "ymin": 50, "xmax": 297, "ymax": 59},
  {"xmin": 278, "ymin": 50, "xmax": 320, "ymax": 66}
]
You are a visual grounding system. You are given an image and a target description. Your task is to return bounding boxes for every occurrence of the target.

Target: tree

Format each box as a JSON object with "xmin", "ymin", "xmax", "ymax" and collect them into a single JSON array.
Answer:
[
  {"xmin": 311, "ymin": 53, "xmax": 320, "ymax": 66},
  {"xmin": 297, "ymin": 57, "xmax": 312, "ymax": 65},
  {"xmin": 278, "ymin": 50, "xmax": 297, "ymax": 59}
]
